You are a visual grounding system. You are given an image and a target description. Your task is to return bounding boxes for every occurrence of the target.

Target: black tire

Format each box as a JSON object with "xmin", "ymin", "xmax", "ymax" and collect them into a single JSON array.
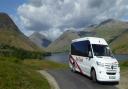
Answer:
[
  {"xmin": 91, "ymin": 69, "xmax": 97, "ymax": 82},
  {"xmin": 114, "ymin": 82, "xmax": 119, "ymax": 85}
]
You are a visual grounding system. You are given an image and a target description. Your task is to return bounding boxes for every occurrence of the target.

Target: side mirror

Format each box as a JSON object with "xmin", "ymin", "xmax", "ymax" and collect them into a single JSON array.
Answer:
[{"xmin": 88, "ymin": 51, "xmax": 93, "ymax": 58}]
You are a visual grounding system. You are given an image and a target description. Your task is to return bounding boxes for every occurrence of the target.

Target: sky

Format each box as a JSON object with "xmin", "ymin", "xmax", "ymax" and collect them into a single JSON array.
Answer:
[{"xmin": 1, "ymin": 0, "xmax": 128, "ymax": 41}]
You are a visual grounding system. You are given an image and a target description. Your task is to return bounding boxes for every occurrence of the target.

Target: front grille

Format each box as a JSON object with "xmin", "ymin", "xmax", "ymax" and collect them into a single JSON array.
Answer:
[
  {"xmin": 106, "ymin": 72, "xmax": 116, "ymax": 75},
  {"xmin": 105, "ymin": 63, "xmax": 118, "ymax": 74},
  {"xmin": 105, "ymin": 63, "xmax": 118, "ymax": 70}
]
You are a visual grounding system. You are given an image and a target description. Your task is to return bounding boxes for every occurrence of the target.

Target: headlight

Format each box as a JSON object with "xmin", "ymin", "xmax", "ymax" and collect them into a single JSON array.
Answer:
[{"xmin": 96, "ymin": 61, "xmax": 104, "ymax": 67}]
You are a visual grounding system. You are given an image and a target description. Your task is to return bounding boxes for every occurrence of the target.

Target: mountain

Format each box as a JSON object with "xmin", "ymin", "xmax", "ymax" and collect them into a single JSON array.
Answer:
[
  {"xmin": 29, "ymin": 32, "xmax": 51, "ymax": 48},
  {"xmin": 47, "ymin": 19, "xmax": 128, "ymax": 54},
  {"xmin": 92, "ymin": 19, "xmax": 128, "ymax": 42},
  {"xmin": 46, "ymin": 30, "xmax": 80, "ymax": 52},
  {"xmin": 96, "ymin": 19, "xmax": 120, "ymax": 27},
  {"xmin": 0, "ymin": 13, "xmax": 42, "ymax": 52}
]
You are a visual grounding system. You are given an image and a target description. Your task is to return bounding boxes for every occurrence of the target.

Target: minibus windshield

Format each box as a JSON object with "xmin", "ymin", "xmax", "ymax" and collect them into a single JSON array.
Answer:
[{"xmin": 92, "ymin": 44, "xmax": 113, "ymax": 57}]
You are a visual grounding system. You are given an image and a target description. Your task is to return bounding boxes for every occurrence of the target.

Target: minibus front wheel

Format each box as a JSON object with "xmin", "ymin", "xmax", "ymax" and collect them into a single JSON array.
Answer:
[{"xmin": 91, "ymin": 69, "xmax": 97, "ymax": 82}]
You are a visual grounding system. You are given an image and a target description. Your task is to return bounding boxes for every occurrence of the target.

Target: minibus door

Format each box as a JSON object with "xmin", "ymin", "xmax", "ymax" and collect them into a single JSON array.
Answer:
[
  {"xmin": 82, "ymin": 56, "xmax": 90, "ymax": 75},
  {"xmin": 85, "ymin": 56, "xmax": 92, "ymax": 76},
  {"xmin": 84, "ymin": 43, "xmax": 92, "ymax": 75}
]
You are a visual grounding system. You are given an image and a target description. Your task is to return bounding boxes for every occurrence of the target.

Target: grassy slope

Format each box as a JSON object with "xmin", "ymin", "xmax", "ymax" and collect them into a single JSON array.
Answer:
[
  {"xmin": 0, "ymin": 60, "xmax": 50, "ymax": 89},
  {"xmin": 93, "ymin": 21, "xmax": 128, "ymax": 42},
  {"xmin": 23, "ymin": 59, "xmax": 68, "ymax": 70},
  {"xmin": 0, "ymin": 57, "xmax": 68, "ymax": 89},
  {"xmin": 0, "ymin": 30, "xmax": 42, "ymax": 52},
  {"xmin": 110, "ymin": 30, "xmax": 128, "ymax": 54}
]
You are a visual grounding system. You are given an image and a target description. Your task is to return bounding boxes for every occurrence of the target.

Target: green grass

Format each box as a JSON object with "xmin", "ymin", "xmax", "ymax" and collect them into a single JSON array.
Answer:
[
  {"xmin": 0, "ymin": 57, "xmax": 68, "ymax": 89},
  {"xmin": 119, "ymin": 60, "xmax": 128, "ymax": 70},
  {"xmin": 119, "ymin": 61, "xmax": 128, "ymax": 89},
  {"xmin": 0, "ymin": 57, "xmax": 50, "ymax": 89},
  {"xmin": 23, "ymin": 59, "xmax": 69, "ymax": 70}
]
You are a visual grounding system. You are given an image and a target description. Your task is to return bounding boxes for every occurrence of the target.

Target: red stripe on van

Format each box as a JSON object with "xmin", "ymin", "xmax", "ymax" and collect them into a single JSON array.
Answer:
[{"xmin": 69, "ymin": 55, "xmax": 83, "ymax": 74}]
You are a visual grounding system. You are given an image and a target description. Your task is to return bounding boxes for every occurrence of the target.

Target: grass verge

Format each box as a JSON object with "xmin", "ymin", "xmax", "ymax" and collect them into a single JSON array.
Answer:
[
  {"xmin": 0, "ymin": 57, "xmax": 50, "ymax": 89},
  {"xmin": 23, "ymin": 59, "xmax": 69, "ymax": 70},
  {"xmin": 0, "ymin": 57, "xmax": 68, "ymax": 89},
  {"xmin": 118, "ymin": 60, "xmax": 128, "ymax": 89},
  {"xmin": 119, "ymin": 60, "xmax": 128, "ymax": 70}
]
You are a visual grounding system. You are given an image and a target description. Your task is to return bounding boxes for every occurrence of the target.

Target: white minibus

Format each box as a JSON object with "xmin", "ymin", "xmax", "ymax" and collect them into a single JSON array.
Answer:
[{"xmin": 69, "ymin": 37, "xmax": 120, "ymax": 83}]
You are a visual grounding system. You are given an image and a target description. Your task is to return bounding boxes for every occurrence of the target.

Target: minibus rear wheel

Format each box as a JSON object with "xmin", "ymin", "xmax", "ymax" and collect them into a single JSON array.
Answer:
[
  {"xmin": 72, "ymin": 63, "xmax": 76, "ymax": 72},
  {"xmin": 91, "ymin": 69, "xmax": 97, "ymax": 82}
]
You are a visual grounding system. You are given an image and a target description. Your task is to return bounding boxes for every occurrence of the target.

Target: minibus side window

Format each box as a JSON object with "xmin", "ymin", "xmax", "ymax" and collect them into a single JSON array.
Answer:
[{"xmin": 71, "ymin": 41, "xmax": 90, "ymax": 57}]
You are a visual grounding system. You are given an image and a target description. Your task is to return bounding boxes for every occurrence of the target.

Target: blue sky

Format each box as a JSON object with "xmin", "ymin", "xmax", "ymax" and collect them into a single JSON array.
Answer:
[
  {"xmin": 0, "ymin": 0, "xmax": 128, "ymax": 40},
  {"xmin": 0, "ymin": 0, "xmax": 26, "ymax": 15}
]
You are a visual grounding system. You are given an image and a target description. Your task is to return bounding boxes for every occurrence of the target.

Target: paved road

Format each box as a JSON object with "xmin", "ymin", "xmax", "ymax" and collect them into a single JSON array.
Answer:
[{"xmin": 48, "ymin": 70, "xmax": 118, "ymax": 89}]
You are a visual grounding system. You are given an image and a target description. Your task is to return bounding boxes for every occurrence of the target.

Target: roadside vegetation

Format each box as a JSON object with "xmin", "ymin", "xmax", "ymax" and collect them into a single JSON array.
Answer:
[
  {"xmin": 23, "ymin": 59, "xmax": 68, "ymax": 70},
  {"xmin": 0, "ymin": 57, "xmax": 50, "ymax": 89},
  {"xmin": 119, "ymin": 60, "xmax": 128, "ymax": 70},
  {"xmin": 118, "ymin": 61, "xmax": 128, "ymax": 89},
  {"xmin": 0, "ymin": 43, "xmax": 51, "ymax": 59},
  {"xmin": 0, "ymin": 57, "xmax": 68, "ymax": 89},
  {"xmin": 0, "ymin": 43, "xmax": 68, "ymax": 89}
]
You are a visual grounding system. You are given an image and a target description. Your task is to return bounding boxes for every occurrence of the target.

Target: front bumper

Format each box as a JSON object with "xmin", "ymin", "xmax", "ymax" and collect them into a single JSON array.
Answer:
[{"xmin": 96, "ymin": 67, "xmax": 120, "ymax": 82}]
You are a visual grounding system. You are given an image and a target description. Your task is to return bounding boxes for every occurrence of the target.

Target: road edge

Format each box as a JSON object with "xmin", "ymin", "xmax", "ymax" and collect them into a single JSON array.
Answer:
[{"xmin": 38, "ymin": 70, "xmax": 60, "ymax": 89}]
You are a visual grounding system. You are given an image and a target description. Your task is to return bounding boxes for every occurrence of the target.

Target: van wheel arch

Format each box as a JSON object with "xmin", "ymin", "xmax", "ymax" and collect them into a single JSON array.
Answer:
[
  {"xmin": 91, "ymin": 67, "xmax": 97, "ymax": 82},
  {"xmin": 91, "ymin": 67, "xmax": 95, "ymax": 74}
]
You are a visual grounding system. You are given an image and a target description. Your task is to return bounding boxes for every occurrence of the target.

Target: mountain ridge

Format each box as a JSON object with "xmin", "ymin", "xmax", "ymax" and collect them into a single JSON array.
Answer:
[
  {"xmin": 47, "ymin": 19, "xmax": 128, "ymax": 54},
  {"xmin": 0, "ymin": 13, "xmax": 42, "ymax": 52}
]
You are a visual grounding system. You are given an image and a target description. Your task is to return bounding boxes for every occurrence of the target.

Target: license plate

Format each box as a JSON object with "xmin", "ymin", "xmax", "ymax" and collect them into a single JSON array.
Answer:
[{"xmin": 109, "ymin": 76, "xmax": 116, "ymax": 79}]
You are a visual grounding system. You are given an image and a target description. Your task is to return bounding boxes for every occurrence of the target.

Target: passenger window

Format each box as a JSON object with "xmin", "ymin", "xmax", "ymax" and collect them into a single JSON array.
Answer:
[{"xmin": 71, "ymin": 40, "xmax": 90, "ymax": 57}]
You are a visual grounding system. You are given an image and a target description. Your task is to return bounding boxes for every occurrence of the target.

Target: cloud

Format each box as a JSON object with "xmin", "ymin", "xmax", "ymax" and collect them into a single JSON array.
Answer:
[
  {"xmin": 17, "ymin": 0, "xmax": 128, "ymax": 40},
  {"xmin": 41, "ymin": 28, "xmax": 63, "ymax": 41}
]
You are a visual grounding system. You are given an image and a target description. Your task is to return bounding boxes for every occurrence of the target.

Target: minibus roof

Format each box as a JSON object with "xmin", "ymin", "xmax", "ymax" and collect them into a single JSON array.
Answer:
[{"xmin": 72, "ymin": 37, "xmax": 108, "ymax": 45}]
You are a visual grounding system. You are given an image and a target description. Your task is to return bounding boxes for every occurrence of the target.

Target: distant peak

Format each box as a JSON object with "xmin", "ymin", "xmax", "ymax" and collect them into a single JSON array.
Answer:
[
  {"xmin": 0, "ymin": 12, "xmax": 21, "ymax": 33},
  {"xmin": 32, "ymin": 32, "xmax": 42, "ymax": 35},
  {"xmin": 64, "ymin": 30, "xmax": 76, "ymax": 34},
  {"xmin": 101, "ymin": 19, "xmax": 116, "ymax": 23},
  {"xmin": 97, "ymin": 18, "xmax": 122, "ymax": 27},
  {"xmin": 0, "ymin": 12, "xmax": 15, "ymax": 25},
  {"xmin": 87, "ymin": 24, "xmax": 97, "ymax": 28},
  {"xmin": 0, "ymin": 12, "xmax": 11, "ymax": 21},
  {"xmin": 30, "ymin": 32, "xmax": 46, "ymax": 39}
]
